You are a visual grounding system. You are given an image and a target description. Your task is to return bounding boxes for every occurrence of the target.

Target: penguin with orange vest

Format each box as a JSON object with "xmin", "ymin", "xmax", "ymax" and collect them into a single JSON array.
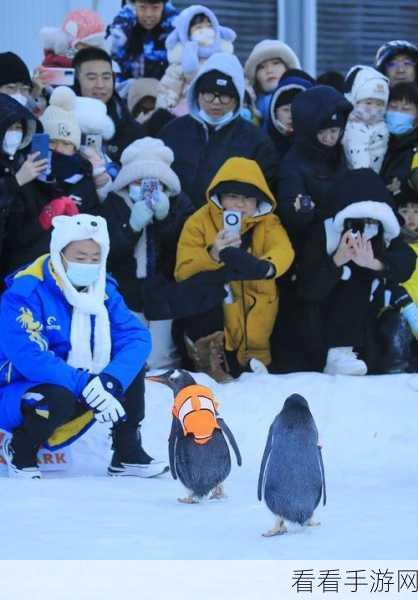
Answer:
[
  {"xmin": 147, "ymin": 369, "xmax": 241, "ymax": 503},
  {"xmin": 258, "ymin": 394, "xmax": 326, "ymax": 536}
]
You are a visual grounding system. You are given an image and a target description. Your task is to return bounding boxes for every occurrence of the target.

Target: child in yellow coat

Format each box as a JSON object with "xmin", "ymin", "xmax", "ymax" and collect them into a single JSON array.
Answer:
[{"xmin": 175, "ymin": 157, "xmax": 294, "ymax": 382}]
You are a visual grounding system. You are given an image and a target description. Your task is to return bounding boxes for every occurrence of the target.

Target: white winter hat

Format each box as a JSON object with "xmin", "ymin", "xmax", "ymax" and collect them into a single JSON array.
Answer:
[
  {"xmin": 345, "ymin": 65, "xmax": 390, "ymax": 106},
  {"xmin": 40, "ymin": 86, "xmax": 81, "ymax": 149},
  {"xmin": 112, "ymin": 137, "xmax": 181, "ymax": 195},
  {"xmin": 51, "ymin": 213, "xmax": 109, "ymax": 269},
  {"xmin": 244, "ymin": 40, "xmax": 301, "ymax": 86},
  {"xmin": 75, "ymin": 96, "xmax": 115, "ymax": 140}
]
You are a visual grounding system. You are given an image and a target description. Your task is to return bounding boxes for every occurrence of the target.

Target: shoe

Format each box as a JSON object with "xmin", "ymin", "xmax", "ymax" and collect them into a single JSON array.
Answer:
[
  {"xmin": 185, "ymin": 332, "xmax": 234, "ymax": 384},
  {"xmin": 323, "ymin": 347, "xmax": 367, "ymax": 375},
  {"xmin": 1, "ymin": 431, "xmax": 41, "ymax": 479},
  {"xmin": 107, "ymin": 424, "xmax": 169, "ymax": 478},
  {"xmin": 249, "ymin": 358, "xmax": 269, "ymax": 375}
]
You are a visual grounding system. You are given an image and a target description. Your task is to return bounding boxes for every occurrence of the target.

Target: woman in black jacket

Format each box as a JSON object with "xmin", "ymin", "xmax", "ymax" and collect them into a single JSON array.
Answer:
[{"xmin": 296, "ymin": 169, "xmax": 416, "ymax": 374}]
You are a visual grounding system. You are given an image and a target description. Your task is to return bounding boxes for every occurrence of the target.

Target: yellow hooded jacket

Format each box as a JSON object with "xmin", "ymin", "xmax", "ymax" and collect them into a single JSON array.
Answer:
[{"xmin": 175, "ymin": 157, "xmax": 294, "ymax": 366}]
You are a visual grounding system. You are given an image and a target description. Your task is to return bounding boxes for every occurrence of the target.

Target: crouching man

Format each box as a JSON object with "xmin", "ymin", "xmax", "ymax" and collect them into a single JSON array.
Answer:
[{"xmin": 0, "ymin": 214, "xmax": 168, "ymax": 479}]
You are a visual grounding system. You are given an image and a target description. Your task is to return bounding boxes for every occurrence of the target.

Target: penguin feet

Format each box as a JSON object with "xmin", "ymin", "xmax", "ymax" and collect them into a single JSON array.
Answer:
[
  {"xmin": 178, "ymin": 494, "xmax": 201, "ymax": 504},
  {"xmin": 209, "ymin": 484, "xmax": 227, "ymax": 500},
  {"xmin": 306, "ymin": 518, "xmax": 321, "ymax": 527},
  {"xmin": 262, "ymin": 518, "xmax": 287, "ymax": 537}
]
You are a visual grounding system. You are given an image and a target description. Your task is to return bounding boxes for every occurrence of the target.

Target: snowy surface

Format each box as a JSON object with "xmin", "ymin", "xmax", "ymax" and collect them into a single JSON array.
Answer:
[{"xmin": 1, "ymin": 371, "xmax": 418, "ymax": 560}]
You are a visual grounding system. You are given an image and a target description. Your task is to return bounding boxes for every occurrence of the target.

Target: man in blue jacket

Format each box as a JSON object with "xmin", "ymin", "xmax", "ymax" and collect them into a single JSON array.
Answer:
[{"xmin": 0, "ymin": 213, "xmax": 167, "ymax": 479}]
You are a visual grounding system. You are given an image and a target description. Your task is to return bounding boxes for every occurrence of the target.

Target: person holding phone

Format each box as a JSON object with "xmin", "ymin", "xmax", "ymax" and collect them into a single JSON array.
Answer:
[
  {"xmin": 175, "ymin": 157, "xmax": 294, "ymax": 382},
  {"xmin": 295, "ymin": 168, "xmax": 415, "ymax": 375},
  {"xmin": 0, "ymin": 93, "xmax": 47, "ymax": 285}
]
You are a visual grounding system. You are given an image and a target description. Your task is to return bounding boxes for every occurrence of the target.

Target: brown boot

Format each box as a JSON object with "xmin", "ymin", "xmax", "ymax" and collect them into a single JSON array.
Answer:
[{"xmin": 184, "ymin": 331, "xmax": 234, "ymax": 384}]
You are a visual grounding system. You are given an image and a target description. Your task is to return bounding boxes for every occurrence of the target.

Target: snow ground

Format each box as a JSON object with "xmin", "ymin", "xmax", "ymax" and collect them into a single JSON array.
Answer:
[{"xmin": 1, "ymin": 371, "xmax": 417, "ymax": 560}]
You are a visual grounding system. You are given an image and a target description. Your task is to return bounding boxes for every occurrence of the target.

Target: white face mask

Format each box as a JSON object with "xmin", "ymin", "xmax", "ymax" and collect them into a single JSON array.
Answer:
[
  {"xmin": 198, "ymin": 108, "xmax": 234, "ymax": 127},
  {"xmin": 363, "ymin": 223, "xmax": 379, "ymax": 240},
  {"xmin": 191, "ymin": 27, "xmax": 216, "ymax": 47},
  {"xmin": 352, "ymin": 103, "xmax": 385, "ymax": 125},
  {"xmin": 64, "ymin": 259, "xmax": 101, "ymax": 287},
  {"xmin": 10, "ymin": 93, "xmax": 28, "ymax": 107},
  {"xmin": 3, "ymin": 130, "xmax": 23, "ymax": 156},
  {"xmin": 129, "ymin": 184, "xmax": 142, "ymax": 202}
]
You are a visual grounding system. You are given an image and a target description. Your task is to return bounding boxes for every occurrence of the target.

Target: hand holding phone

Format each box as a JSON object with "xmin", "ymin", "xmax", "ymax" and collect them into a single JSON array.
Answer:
[
  {"xmin": 37, "ymin": 67, "xmax": 75, "ymax": 87},
  {"xmin": 140, "ymin": 178, "xmax": 161, "ymax": 210},
  {"xmin": 223, "ymin": 210, "xmax": 242, "ymax": 237},
  {"xmin": 295, "ymin": 194, "xmax": 314, "ymax": 213}
]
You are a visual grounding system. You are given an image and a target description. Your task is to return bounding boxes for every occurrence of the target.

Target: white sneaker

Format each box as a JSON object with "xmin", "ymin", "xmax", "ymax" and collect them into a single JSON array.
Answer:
[
  {"xmin": 323, "ymin": 347, "xmax": 367, "ymax": 376},
  {"xmin": 249, "ymin": 358, "xmax": 269, "ymax": 375},
  {"xmin": 108, "ymin": 459, "xmax": 169, "ymax": 478},
  {"xmin": 1, "ymin": 436, "xmax": 42, "ymax": 479}
]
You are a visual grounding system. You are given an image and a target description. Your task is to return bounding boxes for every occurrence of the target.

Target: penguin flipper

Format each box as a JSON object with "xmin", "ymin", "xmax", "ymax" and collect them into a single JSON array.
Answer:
[
  {"xmin": 168, "ymin": 417, "xmax": 181, "ymax": 480},
  {"xmin": 218, "ymin": 418, "xmax": 242, "ymax": 466},
  {"xmin": 318, "ymin": 446, "xmax": 327, "ymax": 506},
  {"xmin": 257, "ymin": 425, "xmax": 273, "ymax": 502}
]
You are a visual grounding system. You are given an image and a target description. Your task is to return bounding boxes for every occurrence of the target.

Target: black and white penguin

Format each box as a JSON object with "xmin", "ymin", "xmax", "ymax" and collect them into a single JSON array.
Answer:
[
  {"xmin": 258, "ymin": 393, "xmax": 326, "ymax": 536},
  {"xmin": 147, "ymin": 369, "xmax": 242, "ymax": 503}
]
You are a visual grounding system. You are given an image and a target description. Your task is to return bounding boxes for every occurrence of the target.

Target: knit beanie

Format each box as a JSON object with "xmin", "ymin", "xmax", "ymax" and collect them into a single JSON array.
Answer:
[
  {"xmin": 345, "ymin": 65, "xmax": 389, "ymax": 106},
  {"xmin": 112, "ymin": 137, "xmax": 181, "ymax": 195},
  {"xmin": 75, "ymin": 96, "xmax": 115, "ymax": 140},
  {"xmin": 244, "ymin": 40, "xmax": 301, "ymax": 86},
  {"xmin": 41, "ymin": 86, "xmax": 82, "ymax": 149},
  {"xmin": 0, "ymin": 52, "xmax": 31, "ymax": 88},
  {"xmin": 127, "ymin": 78, "xmax": 159, "ymax": 113},
  {"xmin": 196, "ymin": 69, "xmax": 238, "ymax": 99},
  {"xmin": 63, "ymin": 10, "xmax": 106, "ymax": 49},
  {"xmin": 213, "ymin": 180, "xmax": 265, "ymax": 204}
]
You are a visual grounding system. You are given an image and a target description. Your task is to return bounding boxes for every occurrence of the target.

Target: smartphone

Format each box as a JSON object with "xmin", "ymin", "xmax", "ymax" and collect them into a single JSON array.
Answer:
[
  {"xmin": 30, "ymin": 133, "xmax": 50, "ymax": 179},
  {"xmin": 82, "ymin": 133, "xmax": 103, "ymax": 154},
  {"xmin": 299, "ymin": 195, "xmax": 313, "ymax": 213},
  {"xmin": 223, "ymin": 210, "xmax": 242, "ymax": 237},
  {"xmin": 140, "ymin": 178, "xmax": 161, "ymax": 210},
  {"xmin": 39, "ymin": 67, "xmax": 75, "ymax": 87}
]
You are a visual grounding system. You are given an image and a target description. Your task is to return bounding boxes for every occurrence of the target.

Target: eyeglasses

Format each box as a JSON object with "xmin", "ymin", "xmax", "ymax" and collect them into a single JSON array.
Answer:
[
  {"xmin": 200, "ymin": 91, "xmax": 234, "ymax": 105},
  {"xmin": 386, "ymin": 59, "xmax": 415, "ymax": 70}
]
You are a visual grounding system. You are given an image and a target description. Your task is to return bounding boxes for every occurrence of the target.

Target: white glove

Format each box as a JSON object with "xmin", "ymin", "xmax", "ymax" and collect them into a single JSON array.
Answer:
[
  {"xmin": 129, "ymin": 201, "xmax": 154, "ymax": 231},
  {"xmin": 153, "ymin": 191, "xmax": 170, "ymax": 221},
  {"xmin": 82, "ymin": 377, "xmax": 126, "ymax": 424}
]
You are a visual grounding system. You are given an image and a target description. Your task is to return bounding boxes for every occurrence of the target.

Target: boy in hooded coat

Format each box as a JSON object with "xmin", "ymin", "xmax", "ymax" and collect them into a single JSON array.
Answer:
[
  {"xmin": 175, "ymin": 157, "xmax": 294, "ymax": 381},
  {"xmin": 159, "ymin": 52, "xmax": 278, "ymax": 209},
  {"xmin": 296, "ymin": 168, "xmax": 415, "ymax": 374}
]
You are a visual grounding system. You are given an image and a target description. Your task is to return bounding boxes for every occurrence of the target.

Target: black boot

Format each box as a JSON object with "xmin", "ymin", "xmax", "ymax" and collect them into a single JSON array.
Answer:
[
  {"xmin": 2, "ymin": 428, "xmax": 41, "ymax": 479},
  {"xmin": 107, "ymin": 423, "xmax": 169, "ymax": 478}
]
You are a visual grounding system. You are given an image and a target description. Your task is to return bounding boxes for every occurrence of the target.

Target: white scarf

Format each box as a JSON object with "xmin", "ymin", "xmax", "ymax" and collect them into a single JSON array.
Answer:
[{"xmin": 50, "ymin": 215, "xmax": 112, "ymax": 374}]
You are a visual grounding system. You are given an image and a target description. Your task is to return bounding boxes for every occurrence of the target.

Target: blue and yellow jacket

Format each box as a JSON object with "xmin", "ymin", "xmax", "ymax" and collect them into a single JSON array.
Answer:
[{"xmin": 0, "ymin": 254, "xmax": 151, "ymax": 445}]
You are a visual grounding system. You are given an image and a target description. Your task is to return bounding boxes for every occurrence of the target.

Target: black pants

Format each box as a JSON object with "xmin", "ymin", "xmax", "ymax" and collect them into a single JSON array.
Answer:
[{"xmin": 20, "ymin": 369, "xmax": 146, "ymax": 446}]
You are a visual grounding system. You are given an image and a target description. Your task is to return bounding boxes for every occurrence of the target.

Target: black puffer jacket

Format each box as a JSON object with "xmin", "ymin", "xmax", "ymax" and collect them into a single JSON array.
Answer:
[
  {"xmin": 100, "ymin": 190, "xmax": 194, "ymax": 312},
  {"xmin": 296, "ymin": 169, "xmax": 416, "ymax": 371},
  {"xmin": 105, "ymin": 93, "xmax": 146, "ymax": 164},
  {"xmin": 381, "ymin": 126, "xmax": 418, "ymax": 205},
  {"xmin": 276, "ymin": 86, "xmax": 352, "ymax": 246},
  {"xmin": 160, "ymin": 114, "xmax": 278, "ymax": 210}
]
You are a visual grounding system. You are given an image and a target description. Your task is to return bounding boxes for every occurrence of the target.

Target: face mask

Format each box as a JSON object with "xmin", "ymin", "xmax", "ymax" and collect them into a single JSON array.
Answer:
[
  {"xmin": 363, "ymin": 223, "xmax": 379, "ymax": 240},
  {"xmin": 352, "ymin": 104, "xmax": 385, "ymax": 125},
  {"xmin": 385, "ymin": 110, "xmax": 416, "ymax": 135},
  {"xmin": 191, "ymin": 27, "xmax": 216, "ymax": 47},
  {"xmin": 198, "ymin": 108, "xmax": 234, "ymax": 127},
  {"xmin": 50, "ymin": 151, "xmax": 82, "ymax": 181},
  {"xmin": 129, "ymin": 183, "xmax": 142, "ymax": 202},
  {"xmin": 2, "ymin": 130, "xmax": 23, "ymax": 156},
  {"xmin": 63, "ymin": 256, "xmax": 101, "ymax": 287},
  {"xmin": 10, "ymin": 93, "xmax": 28, "ymax": 107}
]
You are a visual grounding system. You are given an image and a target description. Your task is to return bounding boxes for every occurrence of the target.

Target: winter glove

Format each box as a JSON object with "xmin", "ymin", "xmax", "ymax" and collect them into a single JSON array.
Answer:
[
  {"xmin": 153, "ymin": 190, "xmax": 170, "ymax": 221},
  {"xmin": 82, "ymin": 375, "xmax": 126, "ymax": 424},
  {"xmin": 219, "ymin": 247, "xmax": 273, "ymax": 280},
  {"xmin": 129, "ymin": 200, "xmax": 154, "ymax": 232},
  {"xmin": 38, "ymin": 196, "xmax": 79, "ymax": 231},
  {"xmin": 402, "ymin": 302, "xmax": 418, "ymax": 338}
]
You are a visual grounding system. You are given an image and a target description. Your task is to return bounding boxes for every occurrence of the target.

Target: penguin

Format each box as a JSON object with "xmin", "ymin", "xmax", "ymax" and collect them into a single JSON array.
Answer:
[
  {"xmin": 257, "ymin": 393, "xmax": 326, "ymax": 537},
  {"xmin": 147, "ymin": 369, "xmax": 242, "ymax": 503}
]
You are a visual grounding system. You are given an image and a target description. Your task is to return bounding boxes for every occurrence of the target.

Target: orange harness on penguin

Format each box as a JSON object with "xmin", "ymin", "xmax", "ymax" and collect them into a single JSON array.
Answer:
[{"xmin": 172, "ymin": 384, "xmax": 221, "ymax": 445}]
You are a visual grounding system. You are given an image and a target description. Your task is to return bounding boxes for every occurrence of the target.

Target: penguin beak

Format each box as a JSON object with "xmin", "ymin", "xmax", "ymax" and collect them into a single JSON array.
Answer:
[{"xmin": 145, "ymin": 375, "xmax": 167, "ymax": 385}]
